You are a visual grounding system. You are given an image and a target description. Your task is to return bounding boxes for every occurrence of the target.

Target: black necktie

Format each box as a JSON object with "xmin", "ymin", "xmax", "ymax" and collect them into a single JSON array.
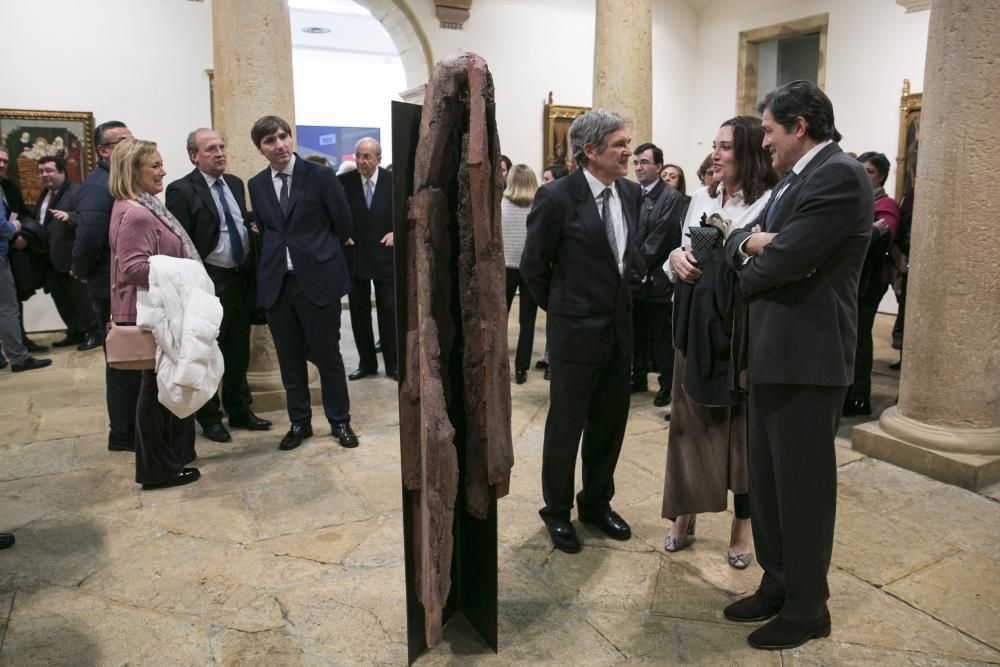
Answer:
[
  {"xmin": 601, "ymin": 188, "xmax": 620, "ymax": 269},
  {"xmin": 214, "ymin": 180, "xmax": 244, "ymax": 265},
  {"xmin": 764, "ymin": 171, "xmax": 798, "ymax": 230},
  {"xmin": 278, "ymin": 172, "xmax": 290, "ymax": 216}
]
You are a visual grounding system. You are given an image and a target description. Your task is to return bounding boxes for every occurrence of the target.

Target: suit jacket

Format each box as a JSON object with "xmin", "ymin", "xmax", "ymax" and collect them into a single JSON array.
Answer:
[
  {"xmin": 520, "ymin": 168, "xmax": 642, "ymax": 364},
  {"xmin": 165, "ymin": 168, "xmax": 257, "ymax": 270},
  {"xmin": 724, "ymin": 143, "xmax": 873, "ymax": 386},
  {"xmin": 631, "ymin": 179, "xmax": 685, "ymax": 303},
  {"xmin": 338, "ymin": 166, "xmax": 393, "ymax": 282},
  {"xmin": 248, "ymin": 154, "xmax": 353, "ymax": 309},
  {"xmin": 72, "ymin": 160, "xmax": 114, "ymax": 293},
  {"xmin": 34, "ymin": 180, "xmax": 80, "ymax": 273}
]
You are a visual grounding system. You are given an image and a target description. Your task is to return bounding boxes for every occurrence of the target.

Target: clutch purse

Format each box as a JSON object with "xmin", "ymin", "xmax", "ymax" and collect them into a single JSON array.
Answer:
[
  {"xmin": 688, "ymin": 212, "xmax": 732, "ymax": 253},
  {"xmin": 105, "ymin": 323, "xmax": 156, "ymax": 370}
]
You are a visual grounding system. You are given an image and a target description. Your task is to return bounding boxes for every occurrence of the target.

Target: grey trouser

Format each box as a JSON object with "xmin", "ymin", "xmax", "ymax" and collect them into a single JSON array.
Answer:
[{"xmin": 0, "ymin": 254, "xmax": 28, "ymax": 365}]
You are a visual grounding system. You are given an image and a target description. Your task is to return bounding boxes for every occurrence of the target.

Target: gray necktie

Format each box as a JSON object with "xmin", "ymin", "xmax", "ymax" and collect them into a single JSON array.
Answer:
[
  {"xmin": 764, "ymin": 170, "xmax": 798, "ymax": 230},
  {"xmin": 214, "ymin": 180, "xmax": 244, "ymax": 265},
  {"xmin": 601, "ymin": 188, "xmax": 619, "ymax": 266},
  {"xmin": 365, "ymin": 178, "xmax": 374, "ymax": 209},
  {"xmin": 278, "ymin": 172, "xmax": 290, "ymax": 216}
]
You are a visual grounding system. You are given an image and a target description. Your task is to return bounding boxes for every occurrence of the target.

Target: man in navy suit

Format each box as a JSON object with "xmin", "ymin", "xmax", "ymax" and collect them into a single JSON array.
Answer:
[
  {"xmin": 247, "ymin": 116, "xmax": 358, "ymax": 451},
  {"xmin": 338, "ymin": 137, "xmax": 396, "ymax": 381},
  {"xmin": 520, "ymin": 109, "xmax": 642, "ymax": 554}
]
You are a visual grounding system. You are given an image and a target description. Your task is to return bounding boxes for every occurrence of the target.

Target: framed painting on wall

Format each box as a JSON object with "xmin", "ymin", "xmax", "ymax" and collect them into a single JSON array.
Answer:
[
  {"xmin": 0, "ymin": 108, "xmax": 95, "ymax": 206},
  {"xmin": 543, "ymin": 92, "xmax": 589, "ymax": 169},
  {"xmin": 896, "ymin": 79, "xmax": 921, "ymax": 199}
]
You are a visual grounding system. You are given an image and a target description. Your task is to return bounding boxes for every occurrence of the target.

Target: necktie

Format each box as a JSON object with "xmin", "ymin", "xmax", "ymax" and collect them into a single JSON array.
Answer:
[
  {"xmin": 214, "ymin": 180, "xmax": 244, "ymax": 265},
  {"xmin": 278, "ymin": 172, "xmax": 290, "ymax": 216},
  {"xmin": 764, "ymin": 170, "xmax": 798, "ymax": 230},
  {"xmin": 365, "ymin": 178, "xmax": 374, "ymax": 209},
  {"xmin": 601, "ymin": 188, "xmax": 620, "ymax": 269}
]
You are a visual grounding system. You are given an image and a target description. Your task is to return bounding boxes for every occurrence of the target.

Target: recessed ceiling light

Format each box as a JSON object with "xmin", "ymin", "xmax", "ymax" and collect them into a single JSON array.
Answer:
[{"xmin": 302, "ymin": 26, "xmax": 331, "ymax": 34}]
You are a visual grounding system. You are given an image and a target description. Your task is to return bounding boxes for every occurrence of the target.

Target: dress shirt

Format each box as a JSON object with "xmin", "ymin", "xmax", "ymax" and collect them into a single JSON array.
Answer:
[
  {"xmin": 270, "ymin": 154, "xmax": 296, "ymax": 270},
  {"xmin": 583, "ymin": 168, "xmax": 626, "ymax": 274},
  {"xmin": 38, "ymin": 190, "xmax": 52, "ymax": 225},
  {"xmin": 361, "ymin": 167, "xmax": 379, "ymax": 195},
  {"xmin": 200, "ymin": 171, "xmax": 249, "ymax": 269},
  {"xmin": 641, "ymin": 181, "xmax": 657, "ymax": 196}
]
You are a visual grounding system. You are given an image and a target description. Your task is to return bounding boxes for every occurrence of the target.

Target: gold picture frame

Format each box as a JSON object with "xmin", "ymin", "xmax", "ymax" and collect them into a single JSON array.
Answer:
[
  {"xmin": 896, "ymin": 79, "xmax": 922, "ymax": 198},
  {"xmin": 543, "ymin": 92, "xmax": 589, "ymax": 169},
  {"xmin": 0, "ymin": 108, "xmax": 96, "ymax": 206}
]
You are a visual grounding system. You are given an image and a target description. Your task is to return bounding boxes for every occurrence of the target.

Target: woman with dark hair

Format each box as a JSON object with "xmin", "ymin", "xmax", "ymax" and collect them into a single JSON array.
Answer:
[
  {"xmin": 843, "ymin": 151, "xmax": 899, "ymax": 416},
  {"xmin": 661, "ymin": 116, "xmax": 778, "ymax": 568},
  {"xmin": 660, "ymin": 163, "xmax": 691, "ymax": 220},
  {"xmin": 499, "ymin": 154, "xmax": 512, "ymax": 184},
  {"xmin": 501, "ymin": 163, "xmax": 540, "ymax": 384},
  {"xmin": 695, "ymin": 152, "xmax": 715, "ymax": 188}
]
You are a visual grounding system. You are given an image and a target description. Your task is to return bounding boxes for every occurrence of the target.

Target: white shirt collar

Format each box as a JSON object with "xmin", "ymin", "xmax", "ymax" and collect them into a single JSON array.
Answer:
[
  {"xmin": 270, "ymin": 154, "xmax": 296, "ymax": 180},
  {"xmin": 200, "ymin": 170, "xmax": 223, "ymax": 188},
  {"xmin": 362, "ymin": 168, "xmax": 379, "ymax": 188},
  {"xmin": 583, "ymin": 168, "xmax": 618, "ymax": 200},
  {"xmin": 791, "ymin": 140, "xmax": 833, "ymax": 176}
]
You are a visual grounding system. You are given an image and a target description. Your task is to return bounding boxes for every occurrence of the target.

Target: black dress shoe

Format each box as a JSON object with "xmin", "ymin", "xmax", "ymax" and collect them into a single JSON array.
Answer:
[
  {"xmin": 107, "ymin": 442, "xmax": 136, "ymax": 452},
  {"xmin": 142, "ymin": 468, "xmax": 201, "ymax": 490},
  {"xmin": 747, "ymin": 609, "xmax": 831, "ymax": 650},
  {"xmin": 22, "ymin": 338, "xmax": 49, "ymax": 353},
  {"xmin": 348, "ymin": 368, "xmax": 377, "ymax": 381},
  {"xmin": 535, "ymin": 359, "xmax": 549, "ymax": 370},
  {"xmin": 11, "ymin": 356, "xmax": 52, "ymax": 373},
  {"xmin": 842, "ymin": 398, "xmax": 871, "ymax": 417},
  {"xmin": 279, "ymin": 424, "xmax": 313, "ymax": 451},
  {"xmin": 630, "ymin": 382, "xmax": 649, "ymax": 394},
  {"xmin": 579, "ymin": 508, "xmax": 631, "ymax": 540},
  {"xmin": 228, "ymin": 412, "xmax": 272, "ymax": 430},
  {"xmin": 546, "ymin": 521, "xmax": 581, "ymax": 553},
  {"xmin": 514, "ymin": 369, "xmax": 527, "ymax": 385},
  {"xmin": 53, "ymin": 332, "xmax": 84, "ymax": 347},
  {"xmin": 724, "ymin": 592, "xmax": 784, "ymax": 623},
  {"xmin": 202, "ymin": 422, "xmax": 232, "ymax": 442},
  {"xmin": 653, "ymin": 387, "xmax": 671, "ymax": 407},
  {"xmin": 331, "ymin": 422, "xmax": 359, "ymax": 448},
  {"xmin": 0, "ymin": 533, "xmax": 14, "ymax": 550},
  {"xmin": 76, "ymin": 334, "xmax": 102, "ymax": 351}
]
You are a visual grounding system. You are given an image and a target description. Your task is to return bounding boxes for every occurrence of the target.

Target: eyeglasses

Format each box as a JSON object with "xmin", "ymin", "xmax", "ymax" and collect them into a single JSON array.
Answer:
[{"xmin": 99, "ymin": 137, "xmax": 128, "ymax": 148}]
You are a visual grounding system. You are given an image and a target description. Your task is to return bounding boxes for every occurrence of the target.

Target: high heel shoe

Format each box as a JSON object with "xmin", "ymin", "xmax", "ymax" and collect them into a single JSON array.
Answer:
[
  {"xmin": 727, "ymin": 551, "xmax": 753, "ymax": 569},
  {"xmin": 664, "ymin": 515, "xmax": 696, "ymax": 552}
]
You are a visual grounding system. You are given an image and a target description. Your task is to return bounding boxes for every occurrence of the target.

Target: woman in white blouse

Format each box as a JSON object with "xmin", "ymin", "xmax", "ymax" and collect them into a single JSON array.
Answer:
[{"xmin": 661, "ymin": 116, "xmax": 778, "ymax": 568}]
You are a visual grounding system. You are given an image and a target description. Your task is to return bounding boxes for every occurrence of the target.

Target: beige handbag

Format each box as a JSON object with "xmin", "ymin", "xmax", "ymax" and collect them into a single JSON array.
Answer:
[{"xmin": 105, "ymin": 323, "xmax": 156, "ymax": 370}]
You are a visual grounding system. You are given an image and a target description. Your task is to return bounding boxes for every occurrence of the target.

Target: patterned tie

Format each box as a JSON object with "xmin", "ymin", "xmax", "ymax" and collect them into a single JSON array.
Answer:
[
  {"xmin": 278, "ymin": 172, "xmax": 290, "ymax": 216},
  {"xmin": 764, "ymin": 170, "xmax": 799, "ymax": 229},
  {"xmin": 601, "ymin": 188, "xmax": 620, "ymax": 269},
  {"xmin": 214, "ymin": 180, "xmax": 244, "ymax": 265},
  {"xmin": 365, "ymin": 178, "xmax": 374, "ymax": 209}
]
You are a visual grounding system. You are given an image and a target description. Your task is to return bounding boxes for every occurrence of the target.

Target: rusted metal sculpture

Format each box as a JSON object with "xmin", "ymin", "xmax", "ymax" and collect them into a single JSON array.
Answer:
[{"xmin": 393, "ymin": 51, "xmax": 514, "ymax": 662}]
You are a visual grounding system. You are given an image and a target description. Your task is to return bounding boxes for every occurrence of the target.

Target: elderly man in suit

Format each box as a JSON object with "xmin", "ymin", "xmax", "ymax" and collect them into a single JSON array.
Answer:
[
  {"xmin": 34, "ymin": 155, "xmax": 101, "ymax": 351},
  {"xmin": 338, "ymin": 137, "xmax": 396, "ymax": 381},
  {"xmin": 166, "ymin": 128, "xmax": 272, "ymax": 443},
  {"xmin": 722, "ymin": 81, "xmax": 872, "ymax": 650},
  {"xmin": 247, "ymin": 115, "xmax": 357, "ymax": 452},
  {"xmin": 520, "ymin": 109, "xmax": 641, "ymax": 554}
]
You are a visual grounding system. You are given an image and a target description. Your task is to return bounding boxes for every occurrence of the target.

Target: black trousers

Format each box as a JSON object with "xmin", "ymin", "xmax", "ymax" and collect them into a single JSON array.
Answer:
[
  {"xmin": 847, "ymin": 292, "xmax": 885, "ymax": 403},
  {"xmin": 505, "ymin": 268, "xmax": 538, "ymax": 373},
  {"xmin": 266, "ymin": 273, "xmax": 350, "ymax": 426},
  {"xmin": 47, "ymin": 270, "xmax": 99, "ymax": 336},
  {"xmin": 135, "ymin": 369, "xmax": 195, "ymax": 484},
  {"xmin": 197, "ymin": 266, "xmax": 253, "ymax": 427},
  {"xmin": 632, "ymin": 298, "xmax": 673, "ymax": 392},
  {"xmin": 92, "ymin": 295, "xmax": 142, "ymax": 449},
  {"xmin": 347, "ymin": 276, "xmax": 397, "ymax": 374},
  {"xmin": 539, "ymin": 340, "xmax": 630, "ymax": 523},
  {"xmin": 748, "ymin": 382, "xmax": 846, "ymax": 623}
]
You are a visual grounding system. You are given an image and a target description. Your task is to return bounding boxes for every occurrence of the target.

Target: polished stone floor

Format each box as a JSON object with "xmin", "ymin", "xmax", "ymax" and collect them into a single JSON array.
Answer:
[{"xmin": 1, "ymin": 310, "xmax": 998, "ymax": 666}]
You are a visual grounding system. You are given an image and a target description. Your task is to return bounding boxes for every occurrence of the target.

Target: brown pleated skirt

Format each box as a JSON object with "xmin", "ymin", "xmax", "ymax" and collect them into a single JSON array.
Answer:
[{"xmin": 661, "ymin": 350, "xmax": 748, "ymax": 519}]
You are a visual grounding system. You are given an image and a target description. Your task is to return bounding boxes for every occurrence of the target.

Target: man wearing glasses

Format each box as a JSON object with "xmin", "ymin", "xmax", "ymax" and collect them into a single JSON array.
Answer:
[{"xmin": 72, "ymin": 120, "xmax": 142, "ymax": 453}]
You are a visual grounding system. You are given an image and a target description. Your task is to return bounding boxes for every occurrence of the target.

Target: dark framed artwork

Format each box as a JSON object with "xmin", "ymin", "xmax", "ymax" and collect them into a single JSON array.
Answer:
[
  {"xmin": 0, "ymin": 108, "xmax": 95, "ymax": 205},
  {"xmin": 895, "ymin": 80, "xmax": 922, "ymax": 198},
  {"xmin": 542, "ymin": 92, "xmax": 589, "ymax": 169}
]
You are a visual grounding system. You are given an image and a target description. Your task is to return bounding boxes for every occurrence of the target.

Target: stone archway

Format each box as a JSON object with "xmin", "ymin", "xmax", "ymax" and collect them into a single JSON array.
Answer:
[{"xmin": 354, "ymin": 0, "xmax": 433, "ymax": 95}]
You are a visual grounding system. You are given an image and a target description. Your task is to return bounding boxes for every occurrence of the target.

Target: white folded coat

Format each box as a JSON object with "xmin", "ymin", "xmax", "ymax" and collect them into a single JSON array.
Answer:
[{"xmin": 136, "ymin": 255, "xmax": 224, "ymax": 419}]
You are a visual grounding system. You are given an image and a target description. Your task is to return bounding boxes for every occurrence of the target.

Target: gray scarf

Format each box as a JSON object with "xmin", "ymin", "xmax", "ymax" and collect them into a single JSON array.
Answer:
[{"xmin": 136, "ymin": 192, "xmax": 202, "ymax": 264}]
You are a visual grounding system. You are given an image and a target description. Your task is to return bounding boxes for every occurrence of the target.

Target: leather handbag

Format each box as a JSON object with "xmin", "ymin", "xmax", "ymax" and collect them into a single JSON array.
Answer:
[{"xmin": 105, "ymin": 323, "xmax": 156, "ymax": 370}]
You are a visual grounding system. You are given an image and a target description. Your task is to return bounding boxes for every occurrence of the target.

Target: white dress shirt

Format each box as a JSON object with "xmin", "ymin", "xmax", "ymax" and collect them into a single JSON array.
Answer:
[
  {"xmin": 38, "ymin": 190, "xmax": 52, "ymax": 225},
  {"xmin": 583, "ymin": 168, "xmax": 627, "ymax": 274},
  {"xmin": 200, "ymin": 171, "xmax": 249, "ymax": 269},
  {"xmin": 270, "ymin": 154, "xmax": 296, "ymax": 270},
  {"xmin": 362, "ymin": 167, "xmax": 379, "ymax": 197}
]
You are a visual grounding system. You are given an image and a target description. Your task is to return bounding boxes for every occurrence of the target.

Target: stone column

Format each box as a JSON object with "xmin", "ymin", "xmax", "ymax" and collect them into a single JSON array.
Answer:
[
  {"xmin": 212, "ymin": 0, "xmax": 304, "ymax": 413},
  {"xmin": 853, "ymin": 0, "xmax": 1000, "ymax": 489},
  {"xmin": 592, "ymin": 0, "xmax": 652, "ymax": 178}
]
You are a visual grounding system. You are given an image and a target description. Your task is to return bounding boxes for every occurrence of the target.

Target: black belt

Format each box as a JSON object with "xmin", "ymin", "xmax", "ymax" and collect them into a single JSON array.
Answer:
[{"xmin": 205, "ymin": 263, "xmax": 244, "ymax": 273}]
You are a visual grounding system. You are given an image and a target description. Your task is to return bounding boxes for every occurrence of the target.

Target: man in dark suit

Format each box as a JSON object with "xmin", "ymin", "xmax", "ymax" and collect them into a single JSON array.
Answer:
[
  {"xmin": 34, "ymin": 155, "xmax": 101, "ymax": 351},
  {"xmin": 166, "ymin": 128, "xmax": 272, "ymax": 443},
  {"xmin": 72, "ymin": 120, "xmax": 141, "ymax": 453},
  {"xmin": 520, "ymin": 109, "xmax": 641, "ymax": 553},
  {"xmin": 722, "ymin": 81, "xmax": 872, "ymax": 650},
  {"xmin": 629, "ymin": 142, "xmax": 684, "ymax": 405},
  {"xmin": 248, "ymin": 115, "xmax": 358, "ymax": 451},
  {"xmin": 338, "ymin": 137, "xmax": 396, "ymax": 381}
]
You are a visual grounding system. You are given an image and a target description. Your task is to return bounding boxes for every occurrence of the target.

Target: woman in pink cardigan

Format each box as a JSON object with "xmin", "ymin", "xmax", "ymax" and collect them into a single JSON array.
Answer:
[{"xmin": 108, "ymin": 139, "xmax": 203, "ymax": 490}]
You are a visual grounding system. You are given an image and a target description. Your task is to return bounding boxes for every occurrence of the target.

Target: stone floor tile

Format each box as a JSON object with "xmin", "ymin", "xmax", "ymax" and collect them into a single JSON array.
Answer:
[
  {"xmin": 0, "ymin": 467, "xmax": 141, "ymax": 529},
  {"xmin": 884, "ymin": 550, "xmax": 1000, "ymax": 650},
  {"xmin": 134, "ymin": 491, "xmax": 258, "ymax": 544},
  {"xmin": 344, "ymin": 464, "xmax": 405, "ymax": 515},
  {"xmin": 211, "ymin": 627, "xmax": 308, "ymax": 666},
  {"xmin": 981, "ymin": 480, "xmax": 1000, "ymax": 502},
  {"xmin": 342, "ymin": 513, "xmax": 406, "ymax": 568},
  {"xmin": 651, "ymin": 557, "xmax": 745, "ymax": 624},
  {"xmin": 0, "ymin": 592, "xmax": 12, "ymax": 640},
  {"xmin": 242, "ymin": 476, "xmax": 372, "ymax": 540},
  {"xmin": 836, "ymin": 457, "xmax": 946, "ymax": 514},
  {"xmin": 252, "ymin": 518, "xmax": 383, "ymax": 564},
  {"xmin": 537, "ymin": 546, "xmax": 661, "ymax": 612},
  {"xmin": 892, "ymin": 484, "xmax": 1000, "ymax": 559},
  {"xmin": 0, "ymin": 437, "xmax": 77, "ymax": 482},
  {"xmin": 1, "ymin": 588, "xmax": 210, "ymax": 665},
  {"xmin": 784, "ymin": 640, "xmax": 997, "ymax": 666},
  {"xmin": 33, "ymin": 404, "xmax": 105, "ymax": 442}
]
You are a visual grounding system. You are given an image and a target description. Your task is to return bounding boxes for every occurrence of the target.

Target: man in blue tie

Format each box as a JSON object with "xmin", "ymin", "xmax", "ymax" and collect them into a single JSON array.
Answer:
[
  {"xmin": 166, "ymin": 128, "xmax": 272, "ymax": 443},
  {"xmin": 338, "ymin": 137, "xmax": 396, "ymax": 381}
]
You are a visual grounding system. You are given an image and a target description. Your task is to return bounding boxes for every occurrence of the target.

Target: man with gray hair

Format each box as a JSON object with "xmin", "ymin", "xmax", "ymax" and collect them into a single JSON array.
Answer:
[{"xmin": 520, "ymin": 109, "xmax": 642, "ymax": 553}]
